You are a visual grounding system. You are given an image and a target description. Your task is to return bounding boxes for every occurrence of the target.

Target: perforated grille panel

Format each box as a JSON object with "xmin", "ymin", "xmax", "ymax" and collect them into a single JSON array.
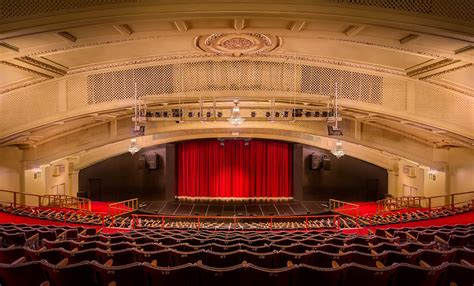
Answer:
[
  {"xmin": 331, "ymin": 0, "xmax": 473, "ymax": 22},
  {"xmin": 0, "ymin": 82, "xmax": 59, "ymax": 133},
  {"xmin": 87, "ymin": 61, "xmax": 384, "ymax": 105},
  {"xmin": 301, "ymin": 65, "xmax": 383, "ymax": 104},
  {"xmin": 0, "ymin": 0, "xmax": 138, "ymax": 19},
  {"xmin": 1, "ymin": 0, "xmax": 471, "ymax": 22},
  {"xmin": 413, "ymin": 84, "xmax": 473, "ymax": 131},
  {"xmin": 67, "ymin": 77, "xmax": 88, "ymax": 110}
]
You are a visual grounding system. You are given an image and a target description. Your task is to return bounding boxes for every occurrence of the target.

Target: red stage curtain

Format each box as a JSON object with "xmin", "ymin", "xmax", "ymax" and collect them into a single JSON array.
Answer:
[{"xmin": 177, "ymin": 140, "xmax": 293, "ymax": 198}]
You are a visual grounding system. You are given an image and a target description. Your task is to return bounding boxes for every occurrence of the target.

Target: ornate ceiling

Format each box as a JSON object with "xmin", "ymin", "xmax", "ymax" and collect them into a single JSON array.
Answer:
[{"xmin": 0, "ymin": 0, "xmax": 472, "ymax": 167}]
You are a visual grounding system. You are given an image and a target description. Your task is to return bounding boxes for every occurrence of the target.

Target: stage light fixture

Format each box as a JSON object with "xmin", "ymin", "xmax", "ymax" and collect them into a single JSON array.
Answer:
[
  {"xmin": 305, "ymin": 111, "xmax": 312, "ymax": 117},
  {"xmin": 163, "ymin": 111, "xmax": 169, "ymax": 117},
  {"xmin": 128, "ymin": 138, "xmax": 141, "ymax": 155},
  {"xmin": 314, "ymin": 112, "xmax": 320, "ymax": 117},
  {"xmin": 206, "ymin": 111, "xmax": 212, "ymax": 118},
  {"xmin": 251, "ymin": 111, "xmax": 257, "ymax": 117},
  {"xmin": 283, "ymin": 111, "xmax": 289, "ymax": 117},
  {"xmin": 188, "ymin": 111, "xmax": 193, "ymax": 118},
  {"xmin": 155, "ymin": 112, "xmax": 161, "ymax": 117},
  {"xmin": 265, "ymin": 111, "xmax": 271, "ymax": 118},
  {"xmin": 331, "ymin": 140, "xmax": 345, "ymax": 159},
  {"xmin": 228, "ymin": 100, "xmax": 245, "ymax": 125},
  {"xmin": 275, "ymin": 112, "xmax": 280, "ymax": 118},
  {"xmin": 217, "ymin": 111, "xmax": 223, "ymax": 118}
]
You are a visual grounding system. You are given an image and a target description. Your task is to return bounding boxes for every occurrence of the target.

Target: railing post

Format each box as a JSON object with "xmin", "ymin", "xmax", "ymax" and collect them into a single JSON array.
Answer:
[
  {"xmin": 270, "ymin": 217, "xmax": 273, "ymax": 231},
  {"xmin": 451, "ymin": 194, "xmax": 455, "ymax": 211},
  {"xmin": 161, "ymin": 216, "xmax": 164, "ymax": 229},
  {"xmin": 13, "ymin": 192, "xmax": 16, "ymax": 207},
  {"xmin": 305, "ymin": 216, "xmax": 308, "ymax": 231}
]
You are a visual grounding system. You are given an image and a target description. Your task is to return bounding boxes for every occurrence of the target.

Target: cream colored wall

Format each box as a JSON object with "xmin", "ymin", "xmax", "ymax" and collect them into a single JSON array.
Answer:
[
  {"xmin": 395, "ymin": 159, "xmax": 425, "ymax": 197},
  {"xmin": 44, "ymin": 159, "xmax": 70, "ymax": 197},
  {"xmin": 24, "ymin": 167, "xmax": 46, "ymax": 206},
  {"xmin": 447, "ymin": 148, "xmax": 474, "ymax": 206},
  {"xmin": 0, "ymin": 147, "xmax": 22, "ymax": 204}
]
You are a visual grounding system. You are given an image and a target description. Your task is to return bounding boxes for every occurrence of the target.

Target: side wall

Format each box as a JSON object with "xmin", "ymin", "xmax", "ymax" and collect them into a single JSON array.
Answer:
[
  {"xmin": 295, "ymin": 145, "xmax": 388, "ymax": 201},
  {"xmin": 78, "ymin": 145, "xmax": 170, "ymax": 201}
]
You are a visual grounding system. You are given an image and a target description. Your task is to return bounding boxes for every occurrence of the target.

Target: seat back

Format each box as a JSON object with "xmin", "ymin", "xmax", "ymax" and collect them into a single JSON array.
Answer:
[
  {"xmin": 0, "ymin": 261, "xmax": 47, "ymax": 286},
  {"xmin": 42, "ymin": 261, "xmax": 98, "ymax": 286}
]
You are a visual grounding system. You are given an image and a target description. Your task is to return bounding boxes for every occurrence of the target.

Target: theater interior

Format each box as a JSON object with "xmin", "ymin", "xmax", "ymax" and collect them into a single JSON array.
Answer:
[{"xmin": 0, "ymin": 1, "xmax": 472, "ymax": 285}]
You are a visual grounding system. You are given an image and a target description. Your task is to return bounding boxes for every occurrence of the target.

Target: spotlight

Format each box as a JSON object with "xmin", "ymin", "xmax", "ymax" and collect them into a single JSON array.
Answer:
[
  {"xmin": 217, "ymin": 111, "xmax": 223, "ymax": 118},
  {"xmin": 188, "ymin": 111, "xmax": 193, "ymax": 118},
  {"xmin": 265, "ymin": 111, "xmax": 271, "ymax": 118},
  {"xmin": 163, "ymin": 111, "xmax": 169, "ymax": 117},
  {"xmin": 206, "ymin": 112, "xmax": 212, "ymax": 118},
  {"xmin": 322, "ymin": 111, "xmax": 328, "ymax": 117},
  {"xmin": 305, "ymin": 111, "xmax": 312, "ymax": 117},
  {"xmin": 250, "ymin": 111, "xmax": 257, "ymax": 117},
  {"xmin": 172, "ymin": 109, "xmax": 182, "ymax": 118},
  {"xmin": 275, "ymin": 112, "xmax": 280, "ymax": 118},
  {"xmin": 155, "ymin": 112, "xmax": 162, "ymax": 117},
  {"xmin": 283, "ymin": 111, "xmax": 289, "ymax": 117},
  {"xmin": 146, "ymin": 112, "xmax": 153, "ymax": 117},
  {"xmin": 314, "ymin": 111, "xmax": 320, "ymax": 117}
]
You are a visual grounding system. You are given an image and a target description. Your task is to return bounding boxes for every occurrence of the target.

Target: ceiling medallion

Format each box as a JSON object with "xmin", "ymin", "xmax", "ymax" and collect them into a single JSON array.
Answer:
[{"xmin": 196, "ymin": 33, "xmax": 281, "ymax": 57}]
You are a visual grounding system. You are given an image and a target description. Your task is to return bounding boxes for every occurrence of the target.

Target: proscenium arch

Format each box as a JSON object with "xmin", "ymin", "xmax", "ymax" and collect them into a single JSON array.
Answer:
[{"xmin": 74, "ymin": 129, "xmax": 397, "ymax": 172}]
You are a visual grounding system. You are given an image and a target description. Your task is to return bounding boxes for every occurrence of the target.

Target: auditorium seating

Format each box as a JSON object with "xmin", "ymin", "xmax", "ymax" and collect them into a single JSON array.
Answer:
[
  {"xmin": 1, "ymin": 203, "xmax": 471, "ymax": 231},
  {"xmin": 0, "ymin": 223, "xmax": 472, "ymax": 286}
]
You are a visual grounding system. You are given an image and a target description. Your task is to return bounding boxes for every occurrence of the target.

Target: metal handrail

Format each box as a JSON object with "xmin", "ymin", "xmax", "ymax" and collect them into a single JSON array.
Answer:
[
  {"xmin": 329, "ymin": 199, "xmax": 360, "ymax": 217},
  {"xmin": 376, "ymin": 191, "xmax": 473, "ymax": 213},
  {"xmin": 108, "ymin": 198, "xmax": 138, "ymax": 216},
  {"xmin": 0, "ymin": 189, "xmax": 91, "ymax": 211}
]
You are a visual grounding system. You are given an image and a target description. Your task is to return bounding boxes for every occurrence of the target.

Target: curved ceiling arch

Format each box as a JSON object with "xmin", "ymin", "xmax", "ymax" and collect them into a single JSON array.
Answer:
[
  {"xmin": 73, "ymin": 130, "xmax": 396, "ymax": 172},
  {"xmin": 1, "ymin": 1, "xmax": 472, "ymax": 171}
]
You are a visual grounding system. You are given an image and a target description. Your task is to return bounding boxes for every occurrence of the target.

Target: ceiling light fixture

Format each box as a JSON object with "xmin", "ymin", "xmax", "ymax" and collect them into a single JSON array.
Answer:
[
  {"xmin": 228, "ymin": 100, "xmax": 245, "ymax": 125},
  {"xmin": 331, "ymin": 140, "xmax": 345, "ymax": 159},
  {"xmin": 128, "ymin": 138, "xmax": 141, "ymax": 155}
]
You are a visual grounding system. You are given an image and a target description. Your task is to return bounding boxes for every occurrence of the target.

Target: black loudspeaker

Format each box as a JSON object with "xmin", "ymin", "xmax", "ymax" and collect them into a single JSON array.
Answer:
[
  {"xmin": 145, "ymin": 153, "xmax": 158, "ymax": 170},
  {"xmin": 322, "ymin": 157, "xmax": 331, "ymax": 171},
  {"xmin": 310, "ymin": 153, "xmax": 322, "ymax": 170}
]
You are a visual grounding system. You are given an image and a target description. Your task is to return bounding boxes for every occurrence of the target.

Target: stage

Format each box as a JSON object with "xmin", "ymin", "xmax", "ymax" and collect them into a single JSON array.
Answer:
[{"xmin": 137, "ymin": 200, "xmax": 329, "ymax": 216}]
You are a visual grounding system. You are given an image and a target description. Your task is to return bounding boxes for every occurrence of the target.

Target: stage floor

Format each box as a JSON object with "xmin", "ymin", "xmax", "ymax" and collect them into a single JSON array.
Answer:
[{"xmin": 138, "ymin": 200, "xmax": 329, "ymax": 216}]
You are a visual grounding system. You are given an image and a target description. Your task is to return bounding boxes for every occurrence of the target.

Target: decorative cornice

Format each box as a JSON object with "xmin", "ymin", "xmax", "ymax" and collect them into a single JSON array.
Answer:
[
  {"xmin": 16, "ymin": 56, "xmax": 67, "ymax": 76},
  {"xmin": 419, "ymin": 63, "xmax": 472, "ymax": 81},
  {"xmin": 425, "ymin": 78, "xmax": 474, "ymax": 97},
  {"xmin": 67, "ymin": 52, "xmax": 405, "ymax": 78},
  {"xmin": 407, "ymin": 59, "xmax": 455, "ymax": 77},
  {"xmin": 0, "ymin": 60, "xmax": 53, "ymax": 79},
  {"xmin": 0, "ymin": 77, "xmax": 48, "ymax": 94}
]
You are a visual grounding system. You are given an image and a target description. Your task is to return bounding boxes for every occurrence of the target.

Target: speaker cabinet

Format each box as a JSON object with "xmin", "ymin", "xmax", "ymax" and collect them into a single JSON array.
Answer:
[
  {"xmin": 322, "ymin": 157, "xmax": 331, "ymax": 171},
  {"xmin": 145, "ymin": 153, "xmax": 158, "ymax": 170},
  {"xmin": 310, "ymin": 153, "xmax": 322, "ymax": 170}
]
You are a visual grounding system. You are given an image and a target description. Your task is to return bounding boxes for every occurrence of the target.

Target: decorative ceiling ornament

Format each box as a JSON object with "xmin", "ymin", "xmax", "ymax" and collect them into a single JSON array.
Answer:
[{"xmin": 195, "ymin": 33, "xmax": 281, "ymax": 57}]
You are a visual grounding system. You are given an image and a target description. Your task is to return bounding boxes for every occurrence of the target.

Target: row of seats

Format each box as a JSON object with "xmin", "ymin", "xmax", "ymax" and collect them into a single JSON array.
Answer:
[
  {"xmin": 0, "ymin": 258, "xmax": 472, "ymax": 286},
  {"xmin": 3, "ymin": 244, "xmax": 473, "ymax": 268},
  {"xmin": 1, "ymin": 203, "xmax": 472, "ymax": 230},
  {"xmin": 341, "ymin": 205, "xmax": 472, "ymax": 228},
  {"xmin": 0, "ymin": 223, "xmax": 473, "ymax": 286}
]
